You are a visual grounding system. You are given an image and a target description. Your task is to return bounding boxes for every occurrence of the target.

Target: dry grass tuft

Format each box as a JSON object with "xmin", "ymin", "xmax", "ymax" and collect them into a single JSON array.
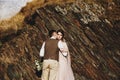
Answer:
[{"xmin": 0, "ymin": 13, "xmax": 24, "ymax": 33}]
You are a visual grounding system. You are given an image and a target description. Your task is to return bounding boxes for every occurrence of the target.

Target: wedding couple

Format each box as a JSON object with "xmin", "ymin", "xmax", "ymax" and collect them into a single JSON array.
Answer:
[{"xmin": 39, "ymin": 29, "xmax": 74, "ymax": 80}]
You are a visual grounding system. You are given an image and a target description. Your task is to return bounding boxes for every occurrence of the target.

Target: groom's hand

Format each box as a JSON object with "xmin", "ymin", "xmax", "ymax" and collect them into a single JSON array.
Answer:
[{"xmin": 40, "ymin": 57, "xmax": 44, "ymax": 62}]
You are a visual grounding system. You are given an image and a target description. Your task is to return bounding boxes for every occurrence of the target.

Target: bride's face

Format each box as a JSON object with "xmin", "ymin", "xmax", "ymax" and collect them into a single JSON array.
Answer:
[{"xmin": 57, "ymin": 32, "xmax": 63, "ymax": 40}]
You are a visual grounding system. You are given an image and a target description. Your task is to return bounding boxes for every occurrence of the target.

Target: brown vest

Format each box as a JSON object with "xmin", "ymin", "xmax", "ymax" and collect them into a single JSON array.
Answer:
[{"xmin": 44, "ymin": 39, "xmax": 59, "ymax": 61}]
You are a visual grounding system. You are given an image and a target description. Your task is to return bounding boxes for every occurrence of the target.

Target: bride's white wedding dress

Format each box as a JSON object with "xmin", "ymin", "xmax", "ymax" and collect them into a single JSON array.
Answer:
[{"xmin": 56, "ymin": 41, "xmax": 75, "ymax": 80}]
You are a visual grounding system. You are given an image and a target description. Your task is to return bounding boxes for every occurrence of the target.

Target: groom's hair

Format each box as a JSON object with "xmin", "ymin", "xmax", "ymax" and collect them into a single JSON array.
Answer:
[{"xmin": 49, "ymin": 30, "xmax": 56, "ymax": 37}]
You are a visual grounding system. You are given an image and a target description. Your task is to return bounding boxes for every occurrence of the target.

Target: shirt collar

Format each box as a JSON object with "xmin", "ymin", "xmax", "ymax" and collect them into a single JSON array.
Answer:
[{"xmin": 50, "ymin": 36, "xmax": 56, "ymax": 39}]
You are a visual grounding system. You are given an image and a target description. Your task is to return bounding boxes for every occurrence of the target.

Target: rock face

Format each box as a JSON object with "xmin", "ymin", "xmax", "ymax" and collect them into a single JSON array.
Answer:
[{"xmin": 0, "ymin": 0, "xmax": 120, "ymax": 80}]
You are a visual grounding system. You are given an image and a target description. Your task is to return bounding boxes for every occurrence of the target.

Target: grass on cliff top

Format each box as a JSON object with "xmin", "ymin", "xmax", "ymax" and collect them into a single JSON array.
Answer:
[
  {"xmin": 0, "ymin": 0, "xmax": 75, "ymax": 33},
  {"xmin": 0, "ymin": 13, "xmax": 25, "ymax": 33}
]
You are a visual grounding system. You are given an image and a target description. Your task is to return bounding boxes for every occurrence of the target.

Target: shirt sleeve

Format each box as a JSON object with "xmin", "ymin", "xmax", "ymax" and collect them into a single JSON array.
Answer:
[{"xmin": 39, "ymin": 42, "xmax": 45, "ymax": 57}]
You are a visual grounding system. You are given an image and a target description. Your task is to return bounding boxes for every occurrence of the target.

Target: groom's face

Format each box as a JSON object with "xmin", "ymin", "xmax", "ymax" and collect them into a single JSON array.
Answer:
[{"xmin": 53, "ymin": 32, "xmax": 58, "ymax": 39}]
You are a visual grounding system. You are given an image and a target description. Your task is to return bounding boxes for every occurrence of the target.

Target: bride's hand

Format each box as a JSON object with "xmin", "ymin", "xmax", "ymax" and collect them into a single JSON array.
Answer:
[{"xmin": 62, "ymin": 51, "xmax": 68, "ymax": 57}]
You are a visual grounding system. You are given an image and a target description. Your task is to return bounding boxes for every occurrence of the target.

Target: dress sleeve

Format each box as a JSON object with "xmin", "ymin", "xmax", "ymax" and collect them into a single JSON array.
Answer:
[
  {"xmin": 58, "ymin": 40, "xmax": 64, "ymax": 51},
  {"xmin": 58, "ymin": 41, "xmax": 69, "ymax": 57}
]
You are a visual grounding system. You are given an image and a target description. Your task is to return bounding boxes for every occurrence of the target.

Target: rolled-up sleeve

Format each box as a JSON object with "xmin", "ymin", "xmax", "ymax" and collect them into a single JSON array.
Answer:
[{"xmin": 39, "ymin": 42, "xmax": 45, "ymax": 57}]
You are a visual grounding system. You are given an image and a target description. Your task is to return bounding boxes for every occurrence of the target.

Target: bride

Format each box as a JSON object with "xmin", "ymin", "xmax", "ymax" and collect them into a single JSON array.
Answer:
[{"xmin": 56, "ymin": 29, "xmax": 75, "ymax": 80}]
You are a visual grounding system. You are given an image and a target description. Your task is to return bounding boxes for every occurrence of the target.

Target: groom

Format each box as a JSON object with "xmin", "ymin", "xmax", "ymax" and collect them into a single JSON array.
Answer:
[{"xmin": 39, "ymin": 30, "xmax": 63, "ymax": 80}]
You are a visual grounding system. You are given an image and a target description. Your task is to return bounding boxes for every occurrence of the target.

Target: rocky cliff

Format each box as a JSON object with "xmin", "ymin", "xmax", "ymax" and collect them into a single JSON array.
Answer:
[{"xmin": 0, "ymin": 0, "xmax": 120, "ymax": 80}]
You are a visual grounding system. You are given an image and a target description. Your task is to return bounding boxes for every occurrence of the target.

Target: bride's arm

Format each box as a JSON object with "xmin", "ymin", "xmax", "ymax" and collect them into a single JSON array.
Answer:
[{"xmin": 58, "ymin": 40, "xmax": 68, "ymax": 57}]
